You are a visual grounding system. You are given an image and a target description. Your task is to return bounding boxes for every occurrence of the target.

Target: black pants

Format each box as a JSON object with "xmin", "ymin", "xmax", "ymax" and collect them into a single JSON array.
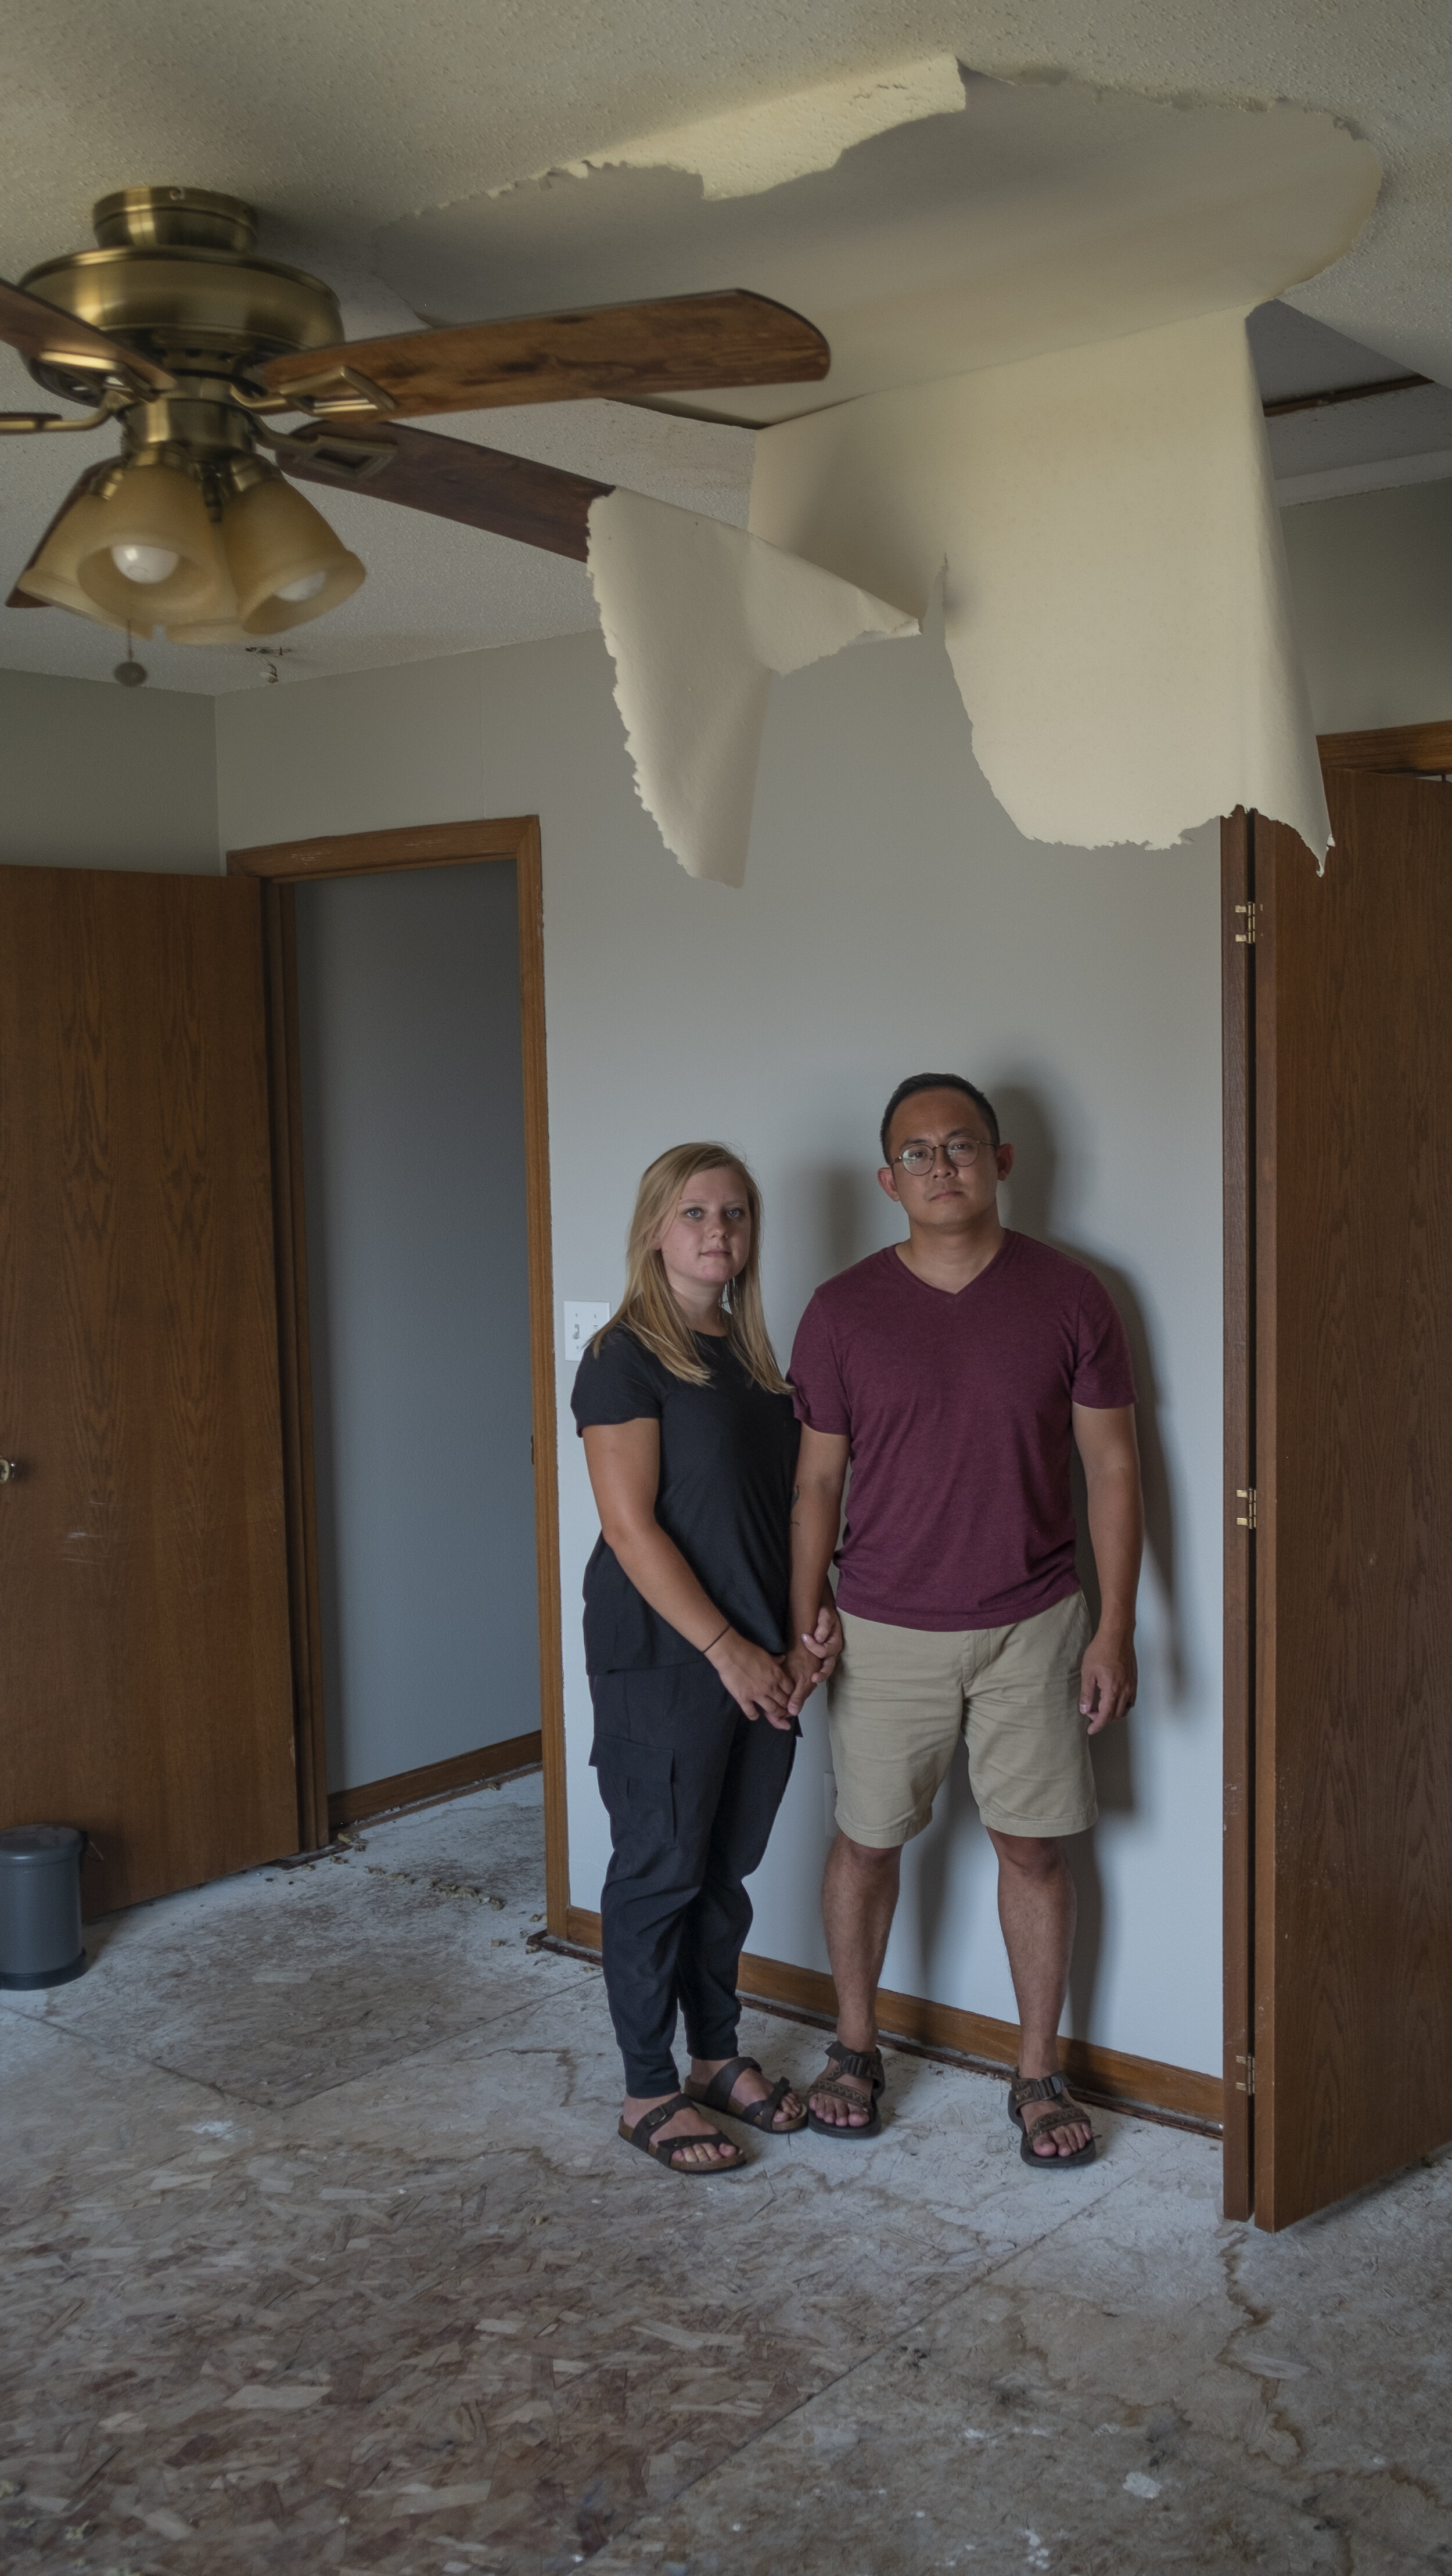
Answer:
[{"xmin": 590, "ymin": 1662, "xmax": 798, "ymax": 2097}]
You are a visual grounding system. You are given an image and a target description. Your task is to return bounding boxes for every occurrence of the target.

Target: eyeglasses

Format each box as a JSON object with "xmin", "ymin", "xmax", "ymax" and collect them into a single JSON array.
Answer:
[{"xmin": 893, "ymin": 1136, "xmax": 990, "ymax": 1174}]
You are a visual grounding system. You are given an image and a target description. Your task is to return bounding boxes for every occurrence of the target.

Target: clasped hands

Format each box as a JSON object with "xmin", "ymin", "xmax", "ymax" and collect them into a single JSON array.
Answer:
[{"xmin": 705, "ymin": 1602, "xmax": 843, "ymax": 1730}]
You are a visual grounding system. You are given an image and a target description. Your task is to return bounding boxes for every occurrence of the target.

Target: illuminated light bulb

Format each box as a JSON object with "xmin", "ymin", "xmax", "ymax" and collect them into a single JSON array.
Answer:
[
  {"xmin": 110, "ymin": 541, "xmax": 181, "ymax": 585},
  {"xmin": 78, "ymin": 458, "xmax": 219, "ymax": 623},
  {"xmin": 276, "ymin": 568, "xmax": 326, "ymax": 604}
]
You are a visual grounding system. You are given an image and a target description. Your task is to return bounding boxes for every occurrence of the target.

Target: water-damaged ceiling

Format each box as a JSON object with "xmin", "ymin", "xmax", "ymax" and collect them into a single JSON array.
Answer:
[{"xmin": 0, "ymin": 0, "xmax": 1447, "ymax": 695}]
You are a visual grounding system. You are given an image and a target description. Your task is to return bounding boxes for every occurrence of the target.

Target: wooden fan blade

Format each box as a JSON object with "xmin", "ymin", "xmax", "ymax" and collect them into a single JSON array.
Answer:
[
  {"xmin": 0, "ymin": 278, "xmax": 175, "ymax": 392},
  {"xmin": 279, "ymin": 421, "xmax": 613, "ymax": 562},
  {"xmin": 6, "ymin": 464, "xmax": 101, "ymax": 606},
  {"xmin": 259, "ymin": 289, "xmax": 829, "ymax": 420}
]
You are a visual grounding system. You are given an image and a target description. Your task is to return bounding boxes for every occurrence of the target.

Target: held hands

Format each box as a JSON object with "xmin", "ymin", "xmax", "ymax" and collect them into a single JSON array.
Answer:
[
  {"xmin": 1079, "ymin": 1626, "xmax": 1137, "ymax": 1734},
  {"xmin": 785, "ymin": 1599, "xmax": 845, "ymax": 1717},
  {"xmin": 705, "ymin": 1629, "xmax": 796, "ymax": 1730}
]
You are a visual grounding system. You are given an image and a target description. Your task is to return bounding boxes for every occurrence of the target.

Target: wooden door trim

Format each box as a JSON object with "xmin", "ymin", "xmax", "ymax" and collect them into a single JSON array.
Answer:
[
  {"xmin": 1318, "ymin": 720, "xmax": 1452, "ymax": 774},
  {"xmin": 226, "ymin": 818, "xmax": 538, "ymax": 879},
  {"xmin": 260, "ymin": 885, "xmax": 329, "ymax": 1852},
  {"xmin": 1250, "ymin": 825, "xmax": 1283, "ymax": 2229},
  {"xmin": 1221, "ymin": 811, "xmax": 1255, "ymax": 2220},
  {"xmin": 228, "ymin": 817, "xmax": 569, "ymax": 1935}
]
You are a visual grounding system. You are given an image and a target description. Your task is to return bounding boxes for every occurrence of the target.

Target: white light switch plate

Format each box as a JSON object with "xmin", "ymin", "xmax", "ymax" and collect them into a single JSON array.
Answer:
[{"xmin": 563, "ymin": 1301, "xmax": 613, "ymax": 1366}]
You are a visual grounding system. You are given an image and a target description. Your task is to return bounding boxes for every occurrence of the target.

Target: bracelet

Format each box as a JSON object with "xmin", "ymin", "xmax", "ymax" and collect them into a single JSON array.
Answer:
[{"xmin": 703, "ymin": 1622, "xmax": 731, "ymax": 1655}]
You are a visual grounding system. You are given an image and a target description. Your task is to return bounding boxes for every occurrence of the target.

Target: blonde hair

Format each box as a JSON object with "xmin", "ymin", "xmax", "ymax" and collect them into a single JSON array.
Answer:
[{"xmin": 594, "ymin": 1141, "xmax": 790, "ymax": 1393}]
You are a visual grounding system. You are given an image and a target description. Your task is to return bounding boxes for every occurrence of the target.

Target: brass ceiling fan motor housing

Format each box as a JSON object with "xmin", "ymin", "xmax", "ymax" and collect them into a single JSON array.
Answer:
[{"xmin": 20, "ymin": 188, "xmax": 343, "ymax": 421}]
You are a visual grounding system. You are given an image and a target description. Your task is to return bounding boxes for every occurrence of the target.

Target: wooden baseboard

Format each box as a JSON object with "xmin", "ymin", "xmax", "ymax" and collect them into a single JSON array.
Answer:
[
  {"xmin": 563, "ymin": 1905, "xmax": 1221, "ymax": 2128},
  {"xmin": 328, "ymin": 1733, "xmax": 542, "ymax": 1832}
]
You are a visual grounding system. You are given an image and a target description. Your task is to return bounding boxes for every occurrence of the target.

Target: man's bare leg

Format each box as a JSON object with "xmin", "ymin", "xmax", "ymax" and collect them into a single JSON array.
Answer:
[
  {"xmin": 988, "ymin": 1830, "xmax": 1091, "ymax": 2157},
  {"xmin": 810, "ymin": 1833, "xmax": 901, "ymax": 2127}
]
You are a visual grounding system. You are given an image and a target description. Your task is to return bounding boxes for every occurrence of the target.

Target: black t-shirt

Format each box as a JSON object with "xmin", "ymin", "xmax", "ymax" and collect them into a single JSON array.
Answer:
[{"xmin": 570, "ymin": 1325, "xmax": 800, "ymax": 1673}]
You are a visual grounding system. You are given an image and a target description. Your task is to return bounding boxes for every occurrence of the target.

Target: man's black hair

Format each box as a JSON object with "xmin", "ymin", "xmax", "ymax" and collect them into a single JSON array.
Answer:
[{"xmin": 879, "ymin": 1073, "xmax": 1000, "ymax": 1162}]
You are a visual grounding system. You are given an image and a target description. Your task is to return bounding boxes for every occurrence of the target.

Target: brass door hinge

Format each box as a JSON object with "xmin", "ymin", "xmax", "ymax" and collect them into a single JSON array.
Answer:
[
  {"xmin": 1236, "ymin": 1487, "xmax": 1257, "ymax": 1530},
  {"xmin": 1235, "ymin": 2052, "xmax": 1256, "ymax": 2096},
  {"xmin": 1234, "ymin": 901, "xmax": 1257, "ymax": 945}
]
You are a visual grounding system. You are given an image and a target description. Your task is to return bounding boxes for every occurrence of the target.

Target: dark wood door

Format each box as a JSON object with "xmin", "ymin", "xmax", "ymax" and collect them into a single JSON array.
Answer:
[
  {"xmin": 0, "ymin": 867, "xmax": 298, "ymax": 1913},
  {"xmin": 1244, "ymin": 774, "xmax": 1452, "ymax": 2229}
]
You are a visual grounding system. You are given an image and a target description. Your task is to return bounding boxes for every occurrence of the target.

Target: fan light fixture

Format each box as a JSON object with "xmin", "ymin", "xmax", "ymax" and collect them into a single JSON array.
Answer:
[
  {"xmin": 224, "ymin": 473, "xmax": 364, "ymax": 631},
  {"xmin": 17, "ymin": 429, "xmax": 381, "ymax": 653},
  {"xmin": 76, "ymin": 455, "xmax": 218, "ymax": 624},
  {"xmin": 39, "ymin": 455, "xmax": 363, "ymax": 644}
]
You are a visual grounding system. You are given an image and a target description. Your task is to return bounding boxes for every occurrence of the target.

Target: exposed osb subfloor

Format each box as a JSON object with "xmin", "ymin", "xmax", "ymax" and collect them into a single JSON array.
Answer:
[{"xmin": 1, "ymin": 1777, "xmax": 1447, "ymax": 2575}]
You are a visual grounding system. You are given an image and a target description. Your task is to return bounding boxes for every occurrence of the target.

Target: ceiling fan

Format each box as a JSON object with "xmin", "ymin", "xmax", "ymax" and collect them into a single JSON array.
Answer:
[{"xmin": 1, "ymin": 185, "xmax": 829, "ymax": 652}]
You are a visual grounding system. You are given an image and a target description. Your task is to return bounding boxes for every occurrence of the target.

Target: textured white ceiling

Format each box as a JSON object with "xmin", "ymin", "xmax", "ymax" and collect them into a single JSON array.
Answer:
[{"xmin": 0, "ymin": 0, "xmax": 1447, "ymax": 695}]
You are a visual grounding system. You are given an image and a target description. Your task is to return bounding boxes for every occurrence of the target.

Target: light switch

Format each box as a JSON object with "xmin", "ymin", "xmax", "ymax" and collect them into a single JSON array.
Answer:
[{"xmin": 563, "ymin": 1301, "xmax": 613, "ymax": 1367}]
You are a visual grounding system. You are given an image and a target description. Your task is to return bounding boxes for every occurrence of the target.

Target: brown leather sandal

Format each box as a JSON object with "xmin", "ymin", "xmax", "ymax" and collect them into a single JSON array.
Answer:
[
  {"xmin": 1008, "ymin": 2070, "xmax": 1097, "ymax": 2169},
  {"xmin": 617, "ymin": 2090, "xmax": 747, "ymax": 2174},
  {"xmin": 684, "ymin": 2054, "xmax": 807, "ymax": 2133},
  {"xmin": 806, "ymin": 2040, "xmax": 885, "ymax": 2140}
]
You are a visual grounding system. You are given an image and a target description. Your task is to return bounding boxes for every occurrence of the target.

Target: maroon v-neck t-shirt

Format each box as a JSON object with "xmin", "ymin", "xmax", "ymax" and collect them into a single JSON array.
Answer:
[{"xmin": 789, "ymin": 1234, "xmax": 1136, "ymax": 1631}]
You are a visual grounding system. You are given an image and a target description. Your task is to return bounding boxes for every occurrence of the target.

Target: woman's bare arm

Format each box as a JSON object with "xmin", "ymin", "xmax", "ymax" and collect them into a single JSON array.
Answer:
[{"xmin": 582, "ymin": 1418, "xmax": 793, "ymax": 1725}]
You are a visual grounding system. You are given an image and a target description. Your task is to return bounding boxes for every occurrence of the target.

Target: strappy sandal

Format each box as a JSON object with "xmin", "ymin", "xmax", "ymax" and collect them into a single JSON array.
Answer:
[
  {"xmin": 617, "ymin": 2090, "xmax": 747, "ymax": 2175},
  {"xmin": 1008, "ymin": 2069, "xmax": 1097, "ymax": 2169},
  {"xmin": 684, "ymin": 2054, "xmax": 807, "ymax": 2135},
  {"xmin": 805, "ymin": 2039, "xmax": 885, "ymax": 2140}
]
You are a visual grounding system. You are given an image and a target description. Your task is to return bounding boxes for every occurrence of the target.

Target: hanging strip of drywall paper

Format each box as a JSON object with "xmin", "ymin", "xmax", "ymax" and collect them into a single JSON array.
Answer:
[
  {"xmin": 749, "ymin": 305, "xmax": 1331, "ymax": 861},
  {"xmin": 586, "ymin": 489, "xmax": 917, "ymax": 885}
]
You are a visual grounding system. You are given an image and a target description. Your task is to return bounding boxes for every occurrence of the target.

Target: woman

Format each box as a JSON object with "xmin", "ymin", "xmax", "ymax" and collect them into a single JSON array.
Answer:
[{"xmin": 572, "ymin": 1143, "xmax": 841, "ymax": 2174}]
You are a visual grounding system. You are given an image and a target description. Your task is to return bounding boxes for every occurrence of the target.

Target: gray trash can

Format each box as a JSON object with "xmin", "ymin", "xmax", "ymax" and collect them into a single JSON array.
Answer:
[{"xmin": 0, "ymin": 1827, "xmax": 89, "ymax": 1989}]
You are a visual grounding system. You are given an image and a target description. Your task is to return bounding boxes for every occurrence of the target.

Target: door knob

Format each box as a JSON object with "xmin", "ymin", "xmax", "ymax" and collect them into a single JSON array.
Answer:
[{"xmin": 0, "ymin": 1460, "xmax": 17, "ymax": 1482}]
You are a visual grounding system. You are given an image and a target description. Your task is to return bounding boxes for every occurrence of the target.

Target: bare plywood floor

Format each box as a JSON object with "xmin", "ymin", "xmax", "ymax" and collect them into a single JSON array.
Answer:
[{"xmin": 1, "ymin": 1777, "xmax": 1447, "ymax": 2571}]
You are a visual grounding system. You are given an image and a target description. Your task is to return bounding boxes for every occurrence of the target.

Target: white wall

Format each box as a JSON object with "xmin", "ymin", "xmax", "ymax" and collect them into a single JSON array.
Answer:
[
  {"xmin": 1282, "ymin": 478, "xmax": 1452, "ymax": 734},
  {"xmin": 0, "ymin": 668, "xmax": 218, "ymax": 871},
  {"xmin": 215, "ymin": 616, "xmax": 1226, "ymax": 2079}
]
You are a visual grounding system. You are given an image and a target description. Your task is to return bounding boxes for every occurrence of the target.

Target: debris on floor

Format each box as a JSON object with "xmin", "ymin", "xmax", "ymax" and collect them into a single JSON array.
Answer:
[{"xmin": 1, "ymin": 1772, "xmax": 1447, "ymax": 2574}]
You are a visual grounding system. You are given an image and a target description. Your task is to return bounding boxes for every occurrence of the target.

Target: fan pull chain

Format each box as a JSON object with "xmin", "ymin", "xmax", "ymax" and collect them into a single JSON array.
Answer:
[{"xmin": 114, "ymin": 621, "xmax": 148, "ymax": 689}]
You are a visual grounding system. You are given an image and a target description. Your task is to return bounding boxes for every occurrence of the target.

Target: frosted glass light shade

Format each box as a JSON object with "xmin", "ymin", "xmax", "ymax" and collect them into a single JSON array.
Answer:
[
  {"xmin": 77, "ymin": 461, "xmax": 221, "ymax": 623},
  {"xmin": 167, "ymin": 523, "xmax": 248, "ymax": 646},
  {"xmin": 16, "ymin": 491, "xmax": 142, "ymax": 633},
  {"xmin": 222, "ymin": 475, "xmax": 364, "ymax": 633}
]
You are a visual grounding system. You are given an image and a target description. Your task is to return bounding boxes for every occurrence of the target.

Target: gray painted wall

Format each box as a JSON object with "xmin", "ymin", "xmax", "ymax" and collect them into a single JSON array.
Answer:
[
  {"xmin": 294, "ymin": 861, "xmax": 539, "ymax": 1791},
  {"xmin": 1282, "ymin": 479, "xmax": 1452, "ymax": 734},
  {"xmin": 0, "ymin": 668, "xmax": 218, "ymax": 870}
]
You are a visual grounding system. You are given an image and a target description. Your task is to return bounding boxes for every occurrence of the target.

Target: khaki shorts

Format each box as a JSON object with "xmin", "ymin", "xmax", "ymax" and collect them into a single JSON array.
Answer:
[{"xmin": 828, "ymin": 1591, "xmax": 1097, "ymax": 1846}]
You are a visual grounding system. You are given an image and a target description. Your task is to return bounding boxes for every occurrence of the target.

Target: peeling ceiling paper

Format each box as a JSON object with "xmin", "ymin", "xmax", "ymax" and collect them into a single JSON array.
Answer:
[
  {"xmin": 752, "ymin": 307, "xmax": 1330, "ymax": 860},
  {"xmin": 548, "ymin": 74, "xmax": 1370, "ymax": 875},
  {"xmin": 381, "ymin": 77, "xmax": 1380, "ymax": 421},
  {"xmin": 586, "ymin": 491, "xmax": 916, "ymax": 884},
  {"xmin": 501, "ymin": 57, "xmax": 966, "ymax": 204}
]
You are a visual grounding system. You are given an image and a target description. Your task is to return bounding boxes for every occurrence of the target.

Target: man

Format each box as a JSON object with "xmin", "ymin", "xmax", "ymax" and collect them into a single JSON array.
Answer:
[{"xmin": 788, "ymin": 1074, "xmax": 1142, "ymax": 2165}]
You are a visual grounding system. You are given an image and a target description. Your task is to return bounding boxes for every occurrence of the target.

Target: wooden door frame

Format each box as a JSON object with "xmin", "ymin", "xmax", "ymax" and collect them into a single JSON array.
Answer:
[
  {"xmin": 1221, "ymin": 808, "xmax": 1256, "ymax": 2221},
  {"xmin": 1223, "ymin": 719, "xmax": 1452, "ymax": 2223},
  {"xmin": 227, "ymin": 817, "xmax": 568, "ymax": 1934}
]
